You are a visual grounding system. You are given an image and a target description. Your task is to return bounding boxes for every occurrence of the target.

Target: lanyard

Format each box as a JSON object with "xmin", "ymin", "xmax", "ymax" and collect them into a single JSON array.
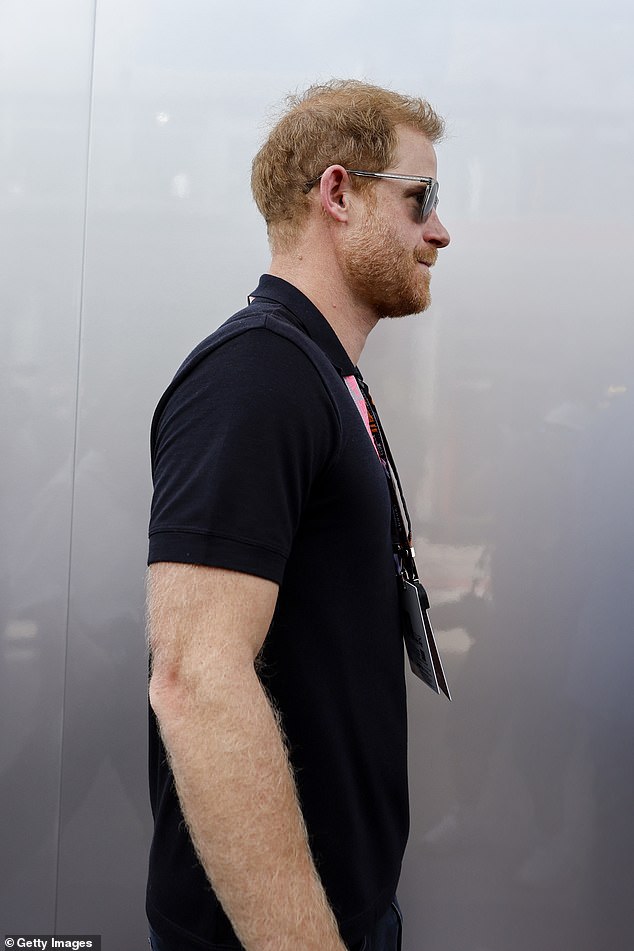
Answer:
[
  {"xmin": 348, "ymin": 372, "xmax": 452, "ymax": 700},
  {"xmin": 345, "ymin": 372, "xmax": 419, "ymax": 583}
]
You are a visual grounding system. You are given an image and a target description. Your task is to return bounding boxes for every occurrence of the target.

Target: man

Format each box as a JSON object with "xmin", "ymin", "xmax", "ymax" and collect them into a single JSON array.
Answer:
[{"xmin": 146, "ymin": 79, "xmax": 450, "ymax": 951}]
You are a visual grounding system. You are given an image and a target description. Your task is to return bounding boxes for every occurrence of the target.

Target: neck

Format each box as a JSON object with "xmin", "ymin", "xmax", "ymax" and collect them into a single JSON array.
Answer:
[{"xmin": 268, "ymin": 253, "xmax": 378, "ymax": 366}]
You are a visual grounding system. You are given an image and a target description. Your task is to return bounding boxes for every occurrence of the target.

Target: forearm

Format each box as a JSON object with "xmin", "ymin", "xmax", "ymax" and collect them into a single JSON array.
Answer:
[{"xmin": 150, "ymin": 667, "xmax": 346, "ymax": 951}]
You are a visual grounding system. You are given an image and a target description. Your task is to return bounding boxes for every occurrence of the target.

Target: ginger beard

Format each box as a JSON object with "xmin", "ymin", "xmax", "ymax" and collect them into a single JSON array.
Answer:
[{"xmin": 341, "ymin": 196, "xmax": 438, "ymax": 319}]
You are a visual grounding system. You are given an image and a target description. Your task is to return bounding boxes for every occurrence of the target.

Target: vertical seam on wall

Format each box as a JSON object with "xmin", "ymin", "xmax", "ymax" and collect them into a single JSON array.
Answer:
[{"xmin": 54, "ymin": 0, "xmax": 100, "ymax": 932}]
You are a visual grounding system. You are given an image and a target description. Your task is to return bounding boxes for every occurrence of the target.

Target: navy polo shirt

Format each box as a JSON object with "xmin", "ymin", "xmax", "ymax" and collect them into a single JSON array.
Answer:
[{"xmin": 147, "ymin": 275, "xmax": 409, "ymax": 948}]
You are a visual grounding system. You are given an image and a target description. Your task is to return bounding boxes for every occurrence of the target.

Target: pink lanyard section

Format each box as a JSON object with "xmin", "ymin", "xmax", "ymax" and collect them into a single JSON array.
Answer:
[{"xmin": 343, "ymin": 375, "xmax": 381, "ymax": 459}]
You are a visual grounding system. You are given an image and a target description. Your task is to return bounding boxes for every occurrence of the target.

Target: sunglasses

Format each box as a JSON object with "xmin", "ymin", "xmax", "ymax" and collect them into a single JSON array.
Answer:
[{"xmin": 304, "ymin": 169, "xmax": 439, "ymax": 223}]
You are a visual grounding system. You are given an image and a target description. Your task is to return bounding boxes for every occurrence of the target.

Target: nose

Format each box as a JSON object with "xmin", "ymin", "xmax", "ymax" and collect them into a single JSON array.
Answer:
[{"xmin": 422, "ymin": 209, "xmax": 450, "ymax": 248}]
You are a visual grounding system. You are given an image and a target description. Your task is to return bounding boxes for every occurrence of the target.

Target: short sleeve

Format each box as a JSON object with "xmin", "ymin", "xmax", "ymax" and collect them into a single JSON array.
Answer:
[{"xmin": 148, "ymin": 326, "xmax": 342, "ymax": 583}]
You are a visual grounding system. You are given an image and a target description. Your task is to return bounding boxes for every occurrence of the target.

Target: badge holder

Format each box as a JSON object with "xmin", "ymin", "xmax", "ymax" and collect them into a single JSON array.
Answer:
[
  {"xmin": 400, "ymin": 574, "xmax": 451, "ymax": 699},
  {"xmin": 354, "ymin": 375, "xmax": 452, "ymax": 700}
]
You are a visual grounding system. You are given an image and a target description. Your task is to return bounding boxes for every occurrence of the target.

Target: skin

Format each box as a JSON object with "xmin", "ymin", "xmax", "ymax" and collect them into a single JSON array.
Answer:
[
  {"xmin": 270, "ymin": 124, "xmax": 450, "ymax": 362},
  {"xmin": 148, "ymin": 125, "xmax": 450, "ymax": 951}
]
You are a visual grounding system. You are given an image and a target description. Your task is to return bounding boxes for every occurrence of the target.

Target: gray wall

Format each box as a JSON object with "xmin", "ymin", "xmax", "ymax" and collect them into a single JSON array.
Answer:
[{"xmin": 2, "ymin": 1, "xmax": 633, "ymax": 948}]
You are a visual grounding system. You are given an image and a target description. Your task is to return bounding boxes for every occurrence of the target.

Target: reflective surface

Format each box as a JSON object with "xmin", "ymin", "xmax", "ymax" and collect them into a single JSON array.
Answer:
[
  {"xmin": 2, "ymin": 1, "xmax": 633, "ymax": 948},
  {"xmin": 0, "ymin": 0, "xmax": 96, "ymax": 930}
]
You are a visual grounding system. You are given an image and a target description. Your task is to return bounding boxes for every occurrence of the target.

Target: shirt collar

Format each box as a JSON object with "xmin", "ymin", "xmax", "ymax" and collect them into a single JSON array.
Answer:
[{"xmin": 248, "ymin": 274, "xmax": 356, "ymax": 376}]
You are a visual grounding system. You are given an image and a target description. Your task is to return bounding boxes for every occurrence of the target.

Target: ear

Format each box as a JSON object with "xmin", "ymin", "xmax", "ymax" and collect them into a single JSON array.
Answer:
[{"xmin": 318, "ymin": 165, "xmax": 352, "ymax": 223}]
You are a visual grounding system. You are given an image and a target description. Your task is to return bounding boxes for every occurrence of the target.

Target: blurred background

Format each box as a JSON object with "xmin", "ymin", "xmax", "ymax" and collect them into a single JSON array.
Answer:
[{"xmin": 1, "ymin": 0, "xmax": 633, "ymax": 948}]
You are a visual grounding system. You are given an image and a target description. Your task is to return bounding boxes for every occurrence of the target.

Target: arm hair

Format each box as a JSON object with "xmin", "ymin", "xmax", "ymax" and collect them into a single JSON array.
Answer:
[{"xmin": 147, "ymin": 562, "xmax": 346, "ymax": 951}]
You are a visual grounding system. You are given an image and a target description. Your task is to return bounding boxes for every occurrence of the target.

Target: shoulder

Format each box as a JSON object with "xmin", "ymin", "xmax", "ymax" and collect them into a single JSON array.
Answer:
[
  {"xmin": 152, "ymin": 307, "xmax": 346, "ymax": 449},
  {"xmin": 176, "ymin": 306, "xmax": 341, "ymax": 390}
]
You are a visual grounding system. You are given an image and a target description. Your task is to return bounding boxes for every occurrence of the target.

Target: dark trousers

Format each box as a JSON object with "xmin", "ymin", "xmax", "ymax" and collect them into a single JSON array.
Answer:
[{"xmin": 149, "ymin": 898, "xmax": 403, "ymax": 951}]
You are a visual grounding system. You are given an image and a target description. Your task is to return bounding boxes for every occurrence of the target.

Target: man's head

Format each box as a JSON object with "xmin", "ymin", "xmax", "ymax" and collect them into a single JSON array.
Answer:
[
  {"xmin": 337, "ymin": 125, "xmax": 448, "ymax": 319},
  {"xmin": 251, "ymin": 79, "xmax": 446, "ymax": 254}
]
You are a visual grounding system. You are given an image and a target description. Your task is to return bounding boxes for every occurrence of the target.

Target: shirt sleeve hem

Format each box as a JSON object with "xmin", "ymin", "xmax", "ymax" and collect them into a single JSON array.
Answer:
[{"xmin": 147, "ymin": 530, "xmax": 286, "ymax": 585}]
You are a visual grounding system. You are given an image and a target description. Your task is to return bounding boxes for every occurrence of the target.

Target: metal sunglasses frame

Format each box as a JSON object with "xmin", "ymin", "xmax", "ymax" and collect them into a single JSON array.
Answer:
[{"xmin": 303, "ymin": 169, "xmax": 439, "ymax": 222}]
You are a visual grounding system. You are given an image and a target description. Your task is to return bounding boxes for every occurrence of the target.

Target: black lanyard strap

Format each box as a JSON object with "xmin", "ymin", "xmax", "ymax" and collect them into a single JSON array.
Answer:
[
  {"xmin": 354, "ymin": 373, "xmax": 419, "ymax": 582},
  {"xmin": 352, "ymin": 373, "xmax": 451, "ymax": 700}
]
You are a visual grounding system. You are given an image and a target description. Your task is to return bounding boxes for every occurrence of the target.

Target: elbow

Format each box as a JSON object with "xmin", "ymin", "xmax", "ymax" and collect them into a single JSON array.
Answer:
[
  {"xmin": 149, "ymin": 655, "xmax": 232, "ymax": 725},
  {"xmin": 149, "ymin": 662, "xmax": 187, "ymax": 725},
  {"xmin": 149, "ymin": 666, "xmax": 203, "ymax": 755},
  {"xmin": 149, "ymin": 645, "xmax": 259, "ymax": 736}
]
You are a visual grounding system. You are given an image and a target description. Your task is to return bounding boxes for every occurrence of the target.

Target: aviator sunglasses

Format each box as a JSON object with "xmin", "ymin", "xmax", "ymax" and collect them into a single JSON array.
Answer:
[{"xmin": 304, "ymin": 169, "xmax": 439, "ymax": 223}]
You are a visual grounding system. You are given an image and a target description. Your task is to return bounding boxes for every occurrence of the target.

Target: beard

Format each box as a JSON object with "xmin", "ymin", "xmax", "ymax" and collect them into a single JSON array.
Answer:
[{"xmin": 341, "ymin": 203, "xmax": 438, "ymax": 319}]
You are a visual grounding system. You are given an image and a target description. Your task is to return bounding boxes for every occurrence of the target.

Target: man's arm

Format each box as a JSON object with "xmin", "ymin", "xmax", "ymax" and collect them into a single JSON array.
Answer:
[{"xmin": 147, "ymin": 561, "xmax": 347, "ymax": 951}]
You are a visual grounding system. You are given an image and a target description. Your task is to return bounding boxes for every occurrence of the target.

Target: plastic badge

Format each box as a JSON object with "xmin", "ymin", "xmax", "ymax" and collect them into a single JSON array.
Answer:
[{"xmin": 400, "ymin": 578, "xmax": 451, "ymax": 700}]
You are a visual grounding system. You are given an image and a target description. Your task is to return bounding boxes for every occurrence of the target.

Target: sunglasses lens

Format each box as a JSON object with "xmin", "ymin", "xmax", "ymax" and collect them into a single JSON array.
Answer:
[{"xmin": 421, "ymin": 181, "xmax": 438, "ymax": 222}]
